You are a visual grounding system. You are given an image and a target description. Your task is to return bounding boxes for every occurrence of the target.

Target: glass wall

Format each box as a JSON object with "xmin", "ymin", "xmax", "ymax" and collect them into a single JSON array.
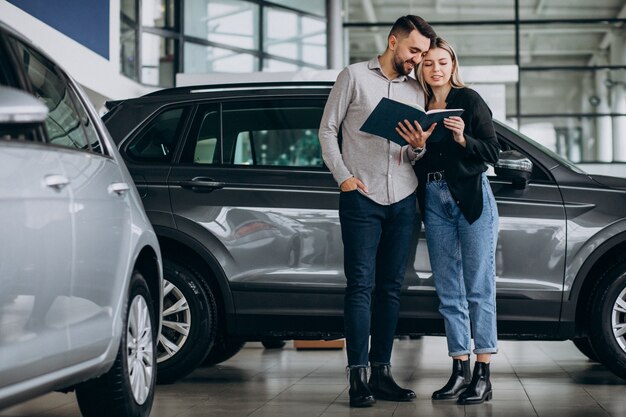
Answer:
[
  {"xmin": 344, "ymin": 0, "xmax": 626, "ymax": 163},
  {"xmin": 120, "ymin": 0, "xmax": 326, "ymax": 87}
]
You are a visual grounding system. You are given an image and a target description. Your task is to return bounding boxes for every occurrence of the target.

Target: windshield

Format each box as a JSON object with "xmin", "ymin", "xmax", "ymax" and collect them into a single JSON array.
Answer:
[{"xmin": 496, "ymin": 121, "xmax": 587, "ymax": 175}]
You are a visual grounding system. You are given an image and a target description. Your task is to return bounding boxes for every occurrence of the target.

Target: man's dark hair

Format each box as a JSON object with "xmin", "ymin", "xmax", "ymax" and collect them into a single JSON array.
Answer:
[{"xmin": 389, "ymin": 15, "xmax": 437, "ymax": 47}]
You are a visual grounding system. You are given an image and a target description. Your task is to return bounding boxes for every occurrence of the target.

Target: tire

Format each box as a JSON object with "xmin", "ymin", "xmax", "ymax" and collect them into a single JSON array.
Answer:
[
  {"xmin": 203, "ymin": 335, "xmax": 246, "ymax": 366},
  {"xmin": 588, "ymin": 262, "xmax": 626, "ymax": 380},
  {"xmin": 572, "ymin": 337, "xmax": 599, "ymax": 362},
  {"xmin": 262, "ymin": 339, "xmax": 286, "ymax": 349},
  {"xmin": 156, "ymin": 260, "xmax": 217, "ymax": 383},
  {"xmin": 76, "ymin": 271, "xmax": 156, "ymax": 417}
]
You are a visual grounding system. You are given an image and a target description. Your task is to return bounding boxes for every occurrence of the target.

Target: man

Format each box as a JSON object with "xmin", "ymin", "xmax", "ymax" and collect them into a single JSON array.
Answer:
[{"xmin": 319, "ymin": 15, "xmax": 437, "ymax": 407}]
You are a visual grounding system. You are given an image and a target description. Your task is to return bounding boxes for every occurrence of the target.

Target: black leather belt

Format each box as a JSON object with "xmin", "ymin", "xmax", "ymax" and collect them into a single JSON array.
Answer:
[{"xmin": 426, "ymin": 171, "xmax": 445, "ymax": 182}]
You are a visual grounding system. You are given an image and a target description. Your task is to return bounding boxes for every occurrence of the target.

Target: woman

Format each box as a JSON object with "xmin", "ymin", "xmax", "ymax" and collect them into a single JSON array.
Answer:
[{"xmin": 396, "ymin": 37, "xmax": 500, "ymax": 405}]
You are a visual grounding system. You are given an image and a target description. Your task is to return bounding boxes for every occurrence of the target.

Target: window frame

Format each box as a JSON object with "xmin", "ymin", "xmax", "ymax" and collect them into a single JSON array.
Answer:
[
  {"xmin": 6, "ymin": 34, "xmax": 107, "ymax": 155},
  {"xmin": 178, "ymin": 96, "xmax": 329, "ymax": 171},
  {"xmin": 121, "ymin": 104, "xmax": 193, "ymax": 164}
]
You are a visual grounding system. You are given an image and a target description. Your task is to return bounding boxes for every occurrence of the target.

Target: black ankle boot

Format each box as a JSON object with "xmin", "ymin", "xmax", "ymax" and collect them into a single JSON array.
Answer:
[
  {"xmin": 368, "ymin": 364, "xmax": 416, "ymax": 402},
  {"xmin": 432, "ymin": 359, "xmax": 471, "ymax": 400},
  {"xmin": 348, "ymin": 367, "xmax": 375, "ymax": 407},
  {"xmin": 457, "ymin": 362, "xmax": 492, "ymax": 405}
]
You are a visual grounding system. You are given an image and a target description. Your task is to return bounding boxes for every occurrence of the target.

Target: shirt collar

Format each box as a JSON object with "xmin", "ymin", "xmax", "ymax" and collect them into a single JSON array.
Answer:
[{"xmin": 368, "ymin": 56, "xmax": 408, "ymax": 82}]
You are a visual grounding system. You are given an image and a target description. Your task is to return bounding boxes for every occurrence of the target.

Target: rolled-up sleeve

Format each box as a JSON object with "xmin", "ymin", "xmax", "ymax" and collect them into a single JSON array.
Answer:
[
  {"xmin": 319, "ymin": 68, "xmax": 354, "ymax": 186},
  {"xmin": 406, "ymin": 145, "xmax": 426, "ymax": 164}
]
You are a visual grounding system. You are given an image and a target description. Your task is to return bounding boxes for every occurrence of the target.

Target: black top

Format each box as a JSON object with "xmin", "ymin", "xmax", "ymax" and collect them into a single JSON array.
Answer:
[{"xmin": 414, "ymin": 87, "xmax": 500, "ymax": 224}]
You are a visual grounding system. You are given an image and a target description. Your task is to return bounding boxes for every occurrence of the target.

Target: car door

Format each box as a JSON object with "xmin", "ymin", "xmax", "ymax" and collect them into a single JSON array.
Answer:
[
  {"xmin": 168, "ymin": 97, "xmax": 344, "ymax": 330},
  {"xmin": 57, "ymin": 79, "xmax": 134, "ymax": 362},
  {"xmin": 0, "ymin": 40, "xmax": 73, "ymax": 387},
  {"xmin": 12, "ymin": 38, "xmax": 130, "ymax": 362},
  {"xmin": 400, "ymin": 124, "xmax": 567, "ymax": 336}
]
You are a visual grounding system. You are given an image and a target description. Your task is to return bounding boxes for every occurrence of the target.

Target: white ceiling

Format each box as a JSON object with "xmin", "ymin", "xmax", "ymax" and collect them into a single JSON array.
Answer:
[{"xmin": 346, "ymin": 0, "xmax": 626, "ymax": 66}]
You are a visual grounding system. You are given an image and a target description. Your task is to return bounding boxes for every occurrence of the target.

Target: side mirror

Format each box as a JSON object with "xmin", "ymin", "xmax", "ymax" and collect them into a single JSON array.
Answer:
[
  {"xmin": 0, "ymin": 86, "xmax": 48, "ymax": 139},
  {"xmin": 494, "ymin": 150, "xmax": 533, "ymax": 189}
]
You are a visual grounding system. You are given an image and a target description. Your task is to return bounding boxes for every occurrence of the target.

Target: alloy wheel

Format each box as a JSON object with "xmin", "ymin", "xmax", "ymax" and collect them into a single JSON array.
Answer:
[
  {"xmin": 157, "ymin": 279, "xmax": 191, "ymax": 363},
  {"xmin": 612, "ymin": 286, "xmax": 626, "ymax": 353},
  {"xmin": 127, "ymin": 294, "xmax": 154, "ymax": 405}
]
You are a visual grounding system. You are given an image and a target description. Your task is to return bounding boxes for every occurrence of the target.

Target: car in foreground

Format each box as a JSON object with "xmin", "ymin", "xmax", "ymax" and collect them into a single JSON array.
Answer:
[
  {"xmin": 0, "ymin": 22, "xmax": 162, "ymax": 417},
  {"xmin": 103, "ymin": 81, "xmax": 626, "ymax": 383}
]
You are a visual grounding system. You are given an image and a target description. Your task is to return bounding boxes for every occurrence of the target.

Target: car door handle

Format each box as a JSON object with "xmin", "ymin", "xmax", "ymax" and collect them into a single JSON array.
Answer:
[
  {"xmin": 108, "ymin": 182, "xmax": 130, "ymax": 196},
  {"xmin": 179, "ymin": 178, "xmax": 225, "ymax": 192},
  {"xmin": 43, "ymin": 174, "xmax": 70, "ymax": 191}
]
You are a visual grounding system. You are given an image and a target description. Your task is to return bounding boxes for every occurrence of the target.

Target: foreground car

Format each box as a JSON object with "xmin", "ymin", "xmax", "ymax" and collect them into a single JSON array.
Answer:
[
  {"xmin": 0, "ymin": 23, "xmax": 162, "ymax": 416},
  {"xmin": 104, "ymin": 81, "xmax": 626, "ymax": 383}
]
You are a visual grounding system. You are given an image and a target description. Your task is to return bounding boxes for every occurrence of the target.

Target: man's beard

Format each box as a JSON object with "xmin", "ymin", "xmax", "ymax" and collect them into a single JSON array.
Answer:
[{"xmin": 393, "ymin": 53, "xmax": 413, "ymax": 76}]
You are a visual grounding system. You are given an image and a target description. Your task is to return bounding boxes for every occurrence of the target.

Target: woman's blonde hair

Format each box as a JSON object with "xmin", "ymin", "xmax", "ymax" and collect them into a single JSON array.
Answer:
[{"xmin": 416, "ymin": 37, "xmax": 465, "ymax": 100}]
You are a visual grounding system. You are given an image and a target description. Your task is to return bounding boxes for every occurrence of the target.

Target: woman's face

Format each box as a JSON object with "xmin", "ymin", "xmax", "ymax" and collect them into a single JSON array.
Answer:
[{"xmin": 421, "ymin": 47, "xmax": 454, "ymax": 88}]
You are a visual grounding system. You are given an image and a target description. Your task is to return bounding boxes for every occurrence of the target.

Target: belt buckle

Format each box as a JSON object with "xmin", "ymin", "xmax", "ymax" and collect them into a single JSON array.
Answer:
[{"xmin": 433, "ymin": 171, "xmax": 443, "ymax": 181}]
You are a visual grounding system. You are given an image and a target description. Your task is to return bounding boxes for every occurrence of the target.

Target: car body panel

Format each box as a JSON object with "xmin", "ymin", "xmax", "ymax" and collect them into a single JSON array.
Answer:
[
  {"xmin": 104, "ymin": 84, "xmax": 626, "ymax": 344},
  {"xmin": 0, "ymin": 141, "xmax": 73, "ymax": 388},
  {"xmin": 0, "ymin": 20, "xmax": 162, "ymax": 411}
]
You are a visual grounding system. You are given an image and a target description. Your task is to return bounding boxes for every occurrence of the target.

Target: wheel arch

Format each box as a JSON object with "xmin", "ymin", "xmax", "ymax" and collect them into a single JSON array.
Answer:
[
  {"xmin": 567, "ymin": 233, "xmax": 626, "ymax": 337},
  {"xmin": 153, "ymin": 226, "xmax": 235, "ymax": 319},
  {"xmin": 133, "ymin": 245, "xmax": 162, "ymax": 334}
]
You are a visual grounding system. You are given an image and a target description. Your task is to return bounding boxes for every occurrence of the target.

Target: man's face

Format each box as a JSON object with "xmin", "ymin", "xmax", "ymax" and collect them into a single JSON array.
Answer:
[{"xmin": 391, "ymin": 30, "xmax": 431, "ymax": 76}]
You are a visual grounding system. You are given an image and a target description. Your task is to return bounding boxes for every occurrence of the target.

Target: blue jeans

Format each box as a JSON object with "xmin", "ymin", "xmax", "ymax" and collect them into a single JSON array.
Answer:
[
  {"xmin": 424, "ymin": 174, "xmax": 499, "ymax": 357},
  {"xmin": 339, "ymin": 191, "xmax": 417, "ymax": 367}
]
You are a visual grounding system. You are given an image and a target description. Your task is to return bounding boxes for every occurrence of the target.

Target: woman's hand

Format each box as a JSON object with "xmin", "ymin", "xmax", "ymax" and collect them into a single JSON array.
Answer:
[
  {"xmin": 395, "ymin": 120, "xmax": 436, "ymax": 149},
  {"xmin": 443, "ymin": 116, "xmax": 466, "ymax": 147}
]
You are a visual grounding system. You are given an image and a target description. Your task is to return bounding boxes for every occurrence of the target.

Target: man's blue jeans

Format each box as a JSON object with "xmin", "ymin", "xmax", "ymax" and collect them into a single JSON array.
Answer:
[
  {"xmin": 339, "ymin": 191, "xmax": 417, "ymax": 367},
  {"xmin": 424, "ymin": 174, "xmax": 499, "ymax": 357}
]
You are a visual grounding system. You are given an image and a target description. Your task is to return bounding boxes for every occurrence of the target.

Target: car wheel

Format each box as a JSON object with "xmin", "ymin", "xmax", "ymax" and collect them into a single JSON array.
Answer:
[
  {"xmin": 572, "ymin": 337, "xmax": 599, "ymax": 362},
  {"xmin": 262, "ymin": 339, "xmax": 286, "ymax": 349},
  {"xmin": 589, "ymin": 262, "xmax": 626, "ymax": 379},
  {"xmin": 156, "ymin": 260, "xmax": 217, "ymax": 383},
  {"xmin": 76, "ymin": 271, "xmax": 156, "ymax": 417},
  {"xmin": 203, "ymin": 334, "xmax": 246, "ymax": 366}
]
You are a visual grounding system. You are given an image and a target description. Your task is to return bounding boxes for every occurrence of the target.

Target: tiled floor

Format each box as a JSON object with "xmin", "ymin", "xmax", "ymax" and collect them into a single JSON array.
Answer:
[{"xmin": 2, "ymin": 337, "xmax": 625, "ymax": 417}]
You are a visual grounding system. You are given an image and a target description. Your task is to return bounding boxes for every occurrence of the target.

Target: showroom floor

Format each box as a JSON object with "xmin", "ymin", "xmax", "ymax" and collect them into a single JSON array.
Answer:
[{"xmin": 2, "ymin": 337, "xmax": 625, "ymax": 417}]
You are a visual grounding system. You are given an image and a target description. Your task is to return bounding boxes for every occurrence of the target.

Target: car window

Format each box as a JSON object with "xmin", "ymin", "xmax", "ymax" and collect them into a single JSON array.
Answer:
[
  {"xmin": 222, "ymin": 99, "xmax": 325, "ymax": 168},
  {"xmin": 192, "ymin": 108, "xmax": 219, "ymax": 164},
  {"xmin": 70, "ymin": 86, "xmax": 105, "ymax": 154},
  {"xmin": 126, "ymin": 107, "xmax": 189, "ymax": 162},
  {"xmin": 9, "ymin": 37, "xmax": 95, "ymax": 152}
]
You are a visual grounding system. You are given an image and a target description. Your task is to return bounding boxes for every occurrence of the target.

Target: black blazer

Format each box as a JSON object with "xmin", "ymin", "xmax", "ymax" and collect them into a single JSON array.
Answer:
[{"xmin": 414, "ymin": 87, "xmax": 500, "ymax": 224}]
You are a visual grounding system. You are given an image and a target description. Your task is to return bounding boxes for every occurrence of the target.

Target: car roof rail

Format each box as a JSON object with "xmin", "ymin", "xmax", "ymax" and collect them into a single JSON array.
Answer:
[
  {"xmin": 143, "ymin": 81, "xmax": 335, "ymax": 97},
  {"xmin": 104, "ymin": 100, "xmax": 125, "ymax": 111}
]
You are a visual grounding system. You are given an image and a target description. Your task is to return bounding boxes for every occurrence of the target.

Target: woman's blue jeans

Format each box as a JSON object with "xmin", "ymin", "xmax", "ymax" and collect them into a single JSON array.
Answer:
[
  {"xmin": 339, "ymin": 191, "xmax": 417, "ymax": 367},
  {"xmin": 424, "ymin": 174, "xmax": 499, "ymax": 357}
]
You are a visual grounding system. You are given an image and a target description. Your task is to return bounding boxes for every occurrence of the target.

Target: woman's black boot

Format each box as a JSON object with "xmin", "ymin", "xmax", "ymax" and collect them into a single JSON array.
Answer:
[
  {"xmin": 368, "ymin": 364, "xmax": 416, "ymax": 401},
  {"xmin": 348, "ymin": 367, "xmax": 375, "ymax": 407},
  {"xmin": 432, "ymin": 359, "xmax": 471, "ymax": 400},
  {"xmin": 457, "ymin": 361, "xmax": 492, "ymax": 405}
]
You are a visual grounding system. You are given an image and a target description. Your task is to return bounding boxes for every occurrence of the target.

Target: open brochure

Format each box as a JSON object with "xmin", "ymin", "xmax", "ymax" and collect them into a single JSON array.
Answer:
[{"xmin": 360, "ymin": 97, "xmax": 464, "ymax": 146}]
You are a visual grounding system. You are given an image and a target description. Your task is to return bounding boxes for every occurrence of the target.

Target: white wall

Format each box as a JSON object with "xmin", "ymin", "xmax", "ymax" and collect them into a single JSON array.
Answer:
[{"xmin": 0, "ymin": 0, "xmax": 156, "ymax": 111}]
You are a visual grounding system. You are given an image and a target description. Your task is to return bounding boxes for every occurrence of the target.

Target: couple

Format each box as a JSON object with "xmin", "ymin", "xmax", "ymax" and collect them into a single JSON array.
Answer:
[{"xmin": 319, "ymin": 15, "xmax": 500, "ymax": 407}]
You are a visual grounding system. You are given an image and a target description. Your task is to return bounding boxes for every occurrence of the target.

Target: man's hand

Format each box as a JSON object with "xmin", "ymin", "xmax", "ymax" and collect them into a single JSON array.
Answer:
[
  {"xmin": 395, "ymin": 120, "xmax": 436, "ymax": 149},
  {"xmin": 340, "ymin": 176, "xmax": 368, "ymax": 193}
]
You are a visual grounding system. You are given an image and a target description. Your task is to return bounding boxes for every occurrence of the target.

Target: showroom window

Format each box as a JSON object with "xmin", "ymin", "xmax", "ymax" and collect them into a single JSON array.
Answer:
[
  {"xmin": 344, "ymin": 0, "xmax": 626, "ymax": 163},
  {"xmin": 120, "ymin": 0, "xmax": 326, "ymax": 86}
]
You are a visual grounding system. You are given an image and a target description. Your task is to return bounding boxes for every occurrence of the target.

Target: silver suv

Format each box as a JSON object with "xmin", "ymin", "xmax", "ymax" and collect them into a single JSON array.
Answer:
[{"xmin": 0, "ymin": 23, "xmax": 162, "ymax": 417}]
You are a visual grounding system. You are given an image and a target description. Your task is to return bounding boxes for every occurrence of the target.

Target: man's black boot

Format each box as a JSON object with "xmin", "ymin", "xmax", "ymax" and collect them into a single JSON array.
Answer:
[
  {"xmin": 432, "ymin": 359, "xmax": 471, "ymax": 400},
  {"xmin": 349, "ymin": 367, "xmax": 375, "ymax": 407},
  {"xmin": 368, "ymin": 364, "xmax": 415, "ymax": 402},
  {"xmin": 457, "ymin": 361, "xmax": 492, "ymax": 405}
]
